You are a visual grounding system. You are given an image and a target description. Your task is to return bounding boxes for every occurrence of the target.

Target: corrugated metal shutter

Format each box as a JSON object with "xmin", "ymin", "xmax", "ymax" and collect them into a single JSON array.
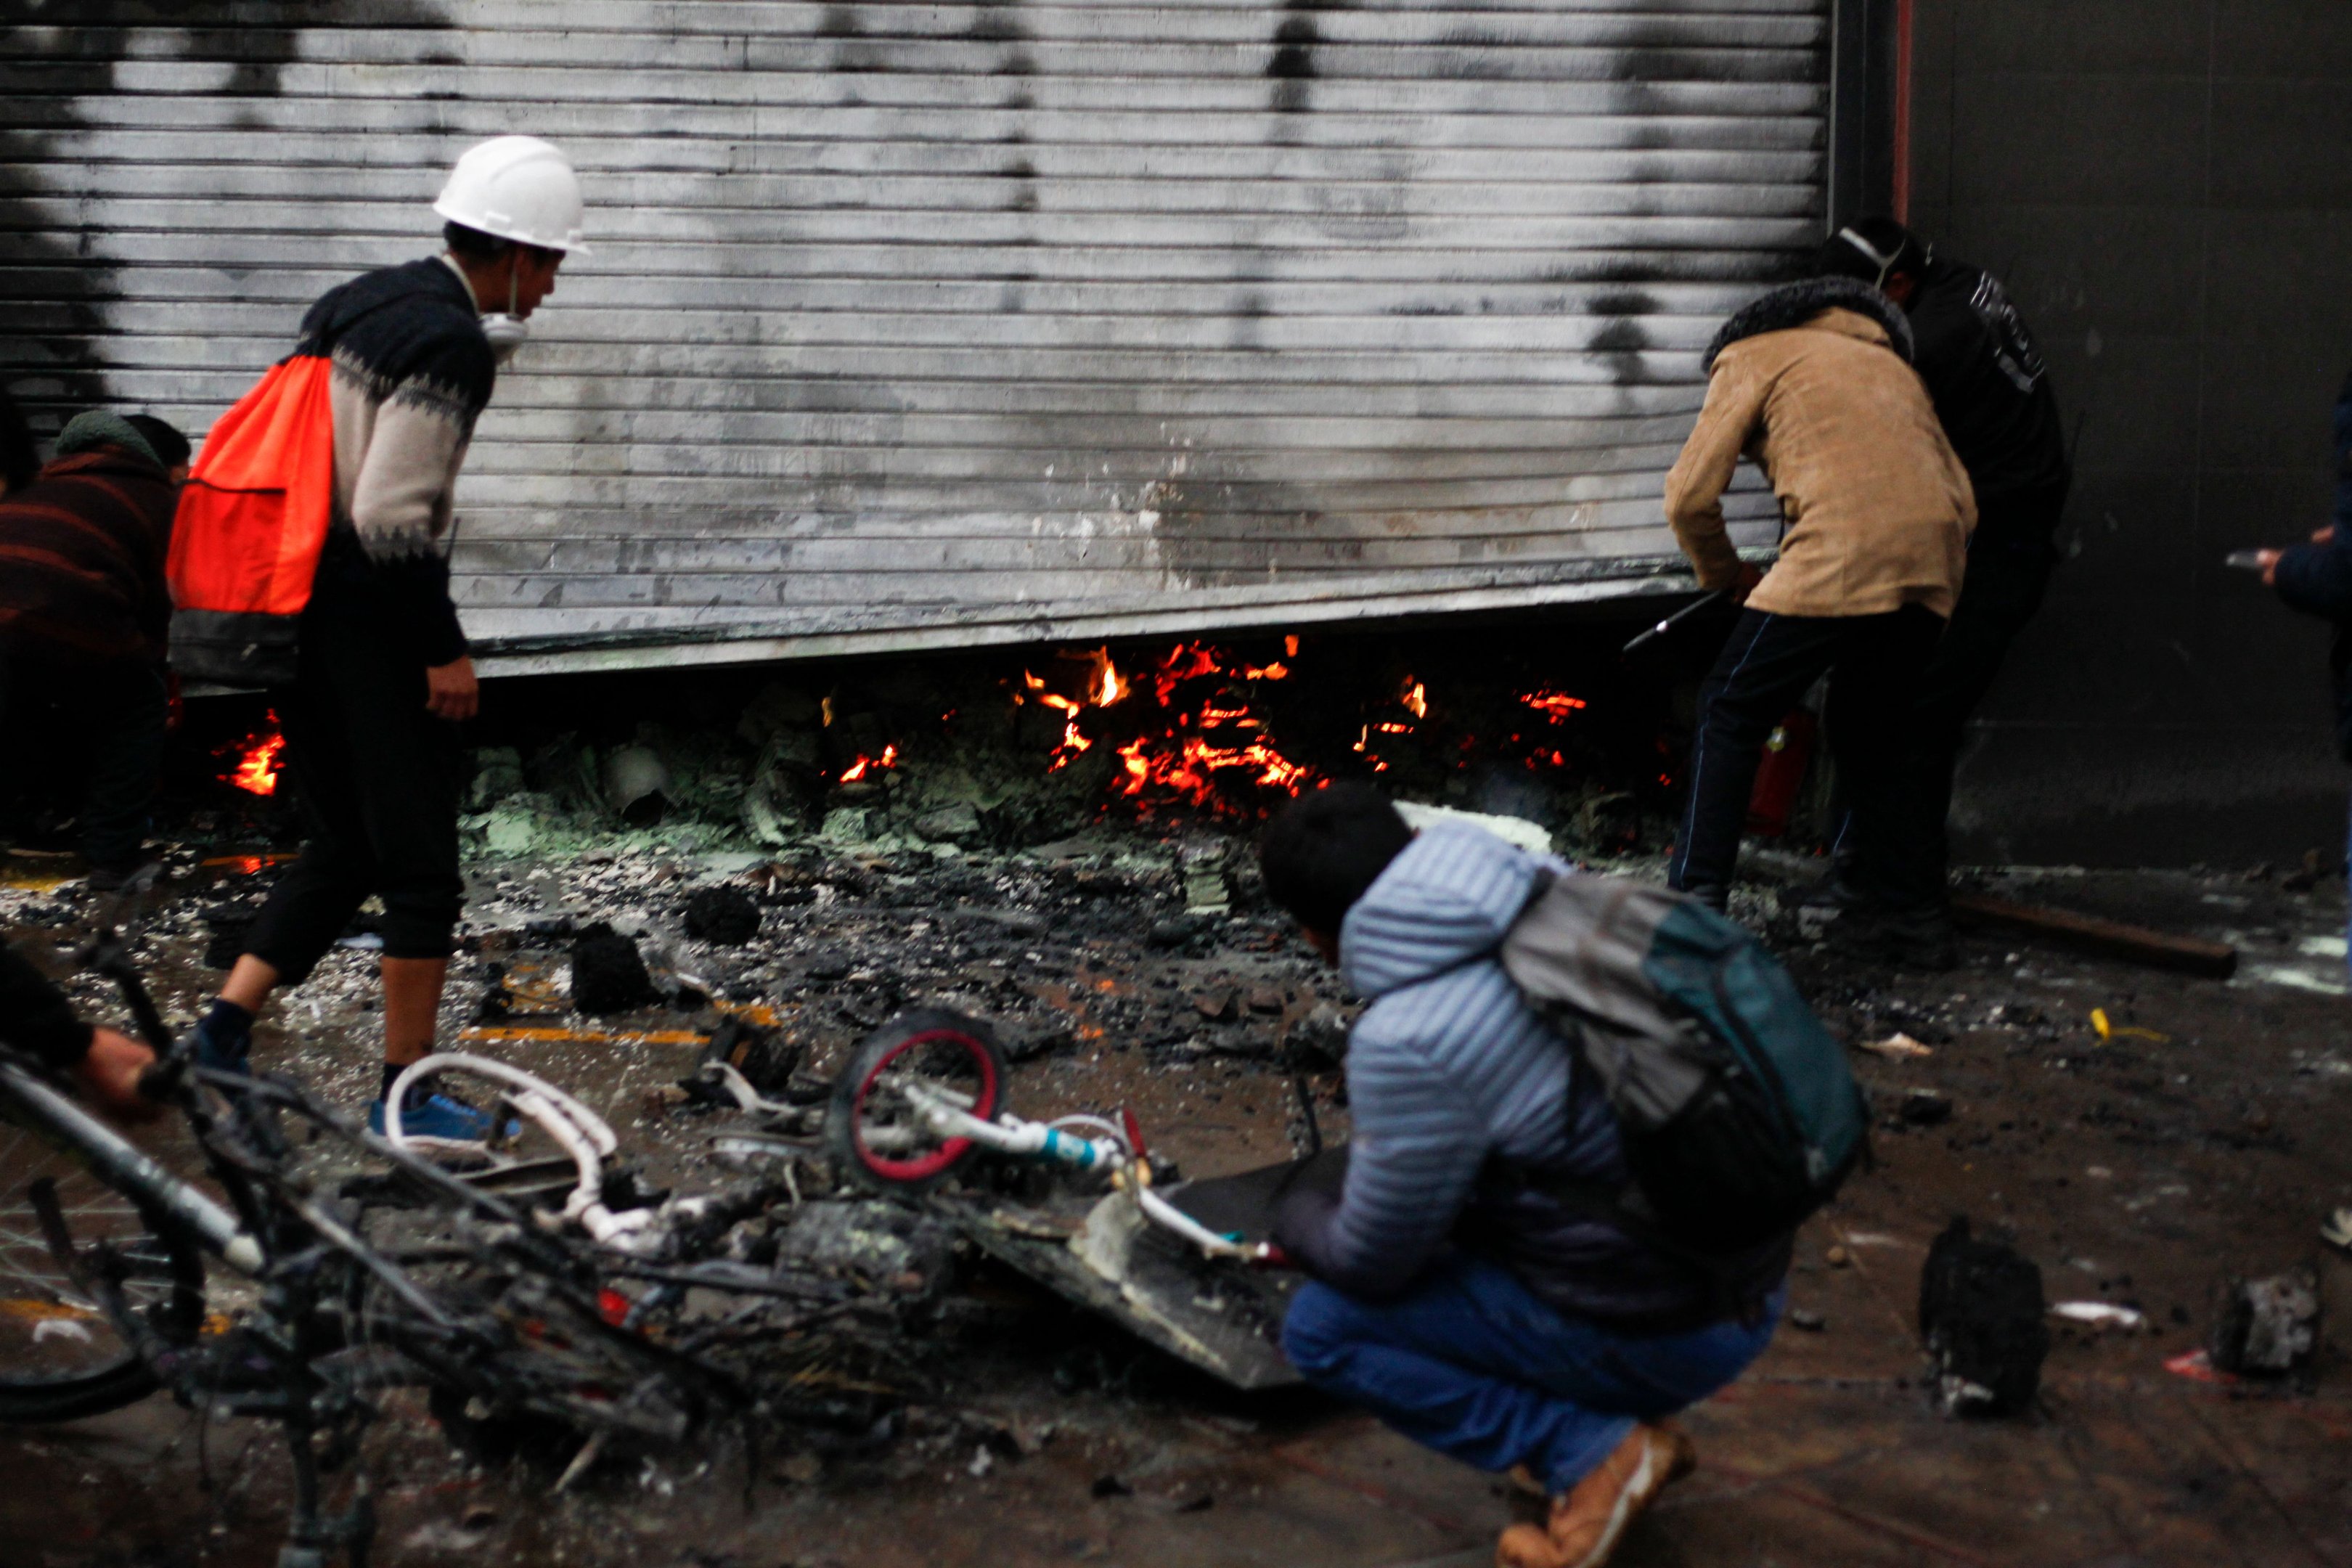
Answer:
[{"xmin": 1, "ymin": 1, "xmax": 1827, "ymax": 676}]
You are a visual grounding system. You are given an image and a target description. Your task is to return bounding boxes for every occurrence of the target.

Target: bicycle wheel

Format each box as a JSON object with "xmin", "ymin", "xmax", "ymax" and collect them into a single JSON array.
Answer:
[
  {"xmin": 0, "ymin": 1117, "xmax": 205, "ymax": 1423},
  {"xmin": 828, "ymin": 1009, "xmax": 1009, "ymax": 1192}
]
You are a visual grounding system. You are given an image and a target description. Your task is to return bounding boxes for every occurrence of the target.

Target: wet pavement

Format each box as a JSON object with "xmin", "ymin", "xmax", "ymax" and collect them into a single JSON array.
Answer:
[{"xmin": 3, "ymin": 830, "xmax": 2350, "ymax": 1567}]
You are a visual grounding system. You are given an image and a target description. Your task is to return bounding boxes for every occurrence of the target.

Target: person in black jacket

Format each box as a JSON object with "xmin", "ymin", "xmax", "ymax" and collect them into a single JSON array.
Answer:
[
  {"xmin": 1813, "ymin": 219, "xmax": 2073, "ymax": 965},
  {"xmin": 2256, "ymin": 369, "xmax": 2352, "ymax": 981},
  {"xmin": 0, "ymin": 941, "xmax": 155, "ymax": 1119}
]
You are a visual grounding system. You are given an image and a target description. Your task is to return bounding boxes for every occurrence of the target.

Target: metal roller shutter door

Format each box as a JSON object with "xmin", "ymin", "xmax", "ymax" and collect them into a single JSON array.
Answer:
[{"xmin": 0, "ymin": 1, "xmax": 1829, "ymax": 675}]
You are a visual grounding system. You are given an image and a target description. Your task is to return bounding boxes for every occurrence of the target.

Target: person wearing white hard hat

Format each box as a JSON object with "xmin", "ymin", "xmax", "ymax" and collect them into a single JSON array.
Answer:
[{"xmin": 181, "ymin": 136, "xmax": 585, "ymax": 1149}]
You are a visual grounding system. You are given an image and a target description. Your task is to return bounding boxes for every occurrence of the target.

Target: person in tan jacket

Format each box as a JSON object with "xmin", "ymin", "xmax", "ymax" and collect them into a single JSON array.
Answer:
[{"xmin": 1660, "ymin": 276, "xmax": 1975, "ymax": 928}]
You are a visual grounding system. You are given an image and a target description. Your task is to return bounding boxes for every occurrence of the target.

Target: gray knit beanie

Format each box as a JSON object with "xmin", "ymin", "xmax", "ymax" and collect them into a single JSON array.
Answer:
[{"xmin": 53, "ymin": 410, "xmax": 160, "ymax": 470}]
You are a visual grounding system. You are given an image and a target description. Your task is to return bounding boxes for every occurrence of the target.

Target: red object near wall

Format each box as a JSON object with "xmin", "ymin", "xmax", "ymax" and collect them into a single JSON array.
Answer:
[
  {"xmin": 1745, "ymin": 708, "xmax": 1817, "ymax": 838},
  {"xmin": 166, "ymin": 354, "xmax": 335, "ymax": 618}
]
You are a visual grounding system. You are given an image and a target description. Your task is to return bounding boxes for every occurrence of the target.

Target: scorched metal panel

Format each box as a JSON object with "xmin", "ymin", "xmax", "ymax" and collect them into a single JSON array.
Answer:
[{"xmin": 0, "ymin": 1, "xmax": 1827, "ymax": 675}]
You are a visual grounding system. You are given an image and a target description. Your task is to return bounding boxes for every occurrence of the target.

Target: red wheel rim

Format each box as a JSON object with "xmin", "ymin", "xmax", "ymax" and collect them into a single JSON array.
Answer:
[{"xmin": 850, "ymin": 1029, "xmax": 1000, "ymax": 1182}]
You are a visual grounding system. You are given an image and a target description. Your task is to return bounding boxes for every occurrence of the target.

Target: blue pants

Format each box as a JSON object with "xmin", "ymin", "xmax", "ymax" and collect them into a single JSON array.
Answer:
[{"xmin": 1283, "ymin": 1254, "xmax": 1779, "ymax": 1495}]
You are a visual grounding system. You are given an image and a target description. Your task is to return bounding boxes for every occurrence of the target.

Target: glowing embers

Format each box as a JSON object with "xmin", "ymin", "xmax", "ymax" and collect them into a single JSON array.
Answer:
[
  {"xmin": 1350, "ymin": 674, "xmax": 1438, "ymax": 775},
  {"xmin": 221, "ymin": 712, "xmax": 286, "ymax": 796},
  {"xmin": 836, "ymin": 744, "xmax": 898, "ymax": 784},
  {"xmin": 1014, "ymin": 642, "xmax": 1315, "ymax": 814},
  {"xmin": 1521, "ymin": 689, "xmax": 1589, "ymax": 722}
]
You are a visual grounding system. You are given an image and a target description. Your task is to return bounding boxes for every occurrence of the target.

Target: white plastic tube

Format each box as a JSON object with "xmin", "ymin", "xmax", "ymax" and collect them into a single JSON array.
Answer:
[{"xmin": 383, "ymin": 1053, "xmax": 661, "ymax": 1253}]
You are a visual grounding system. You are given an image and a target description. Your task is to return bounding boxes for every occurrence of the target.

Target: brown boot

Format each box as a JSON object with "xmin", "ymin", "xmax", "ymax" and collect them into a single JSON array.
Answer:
[{"xmin": 1495, "ymin": 1424, "xmax": 1696, "ymax": 1568}]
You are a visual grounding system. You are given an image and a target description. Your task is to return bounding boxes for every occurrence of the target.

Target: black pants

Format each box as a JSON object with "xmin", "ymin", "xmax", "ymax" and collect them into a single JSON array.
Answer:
[
  {"xmin": 1903, "ymin": 493, "xmax": 2065, "ymax": 899},
  {"xmin": 1670, "ymin": 605, "xmax": 1946, "ymax": 907},
  {"xmin": 240, "ymin": 604, "xmax": 463, "ymax": 985},
  {"xmin": 0, "ymin": 640, "xmax": 168, "ymax": 872}
]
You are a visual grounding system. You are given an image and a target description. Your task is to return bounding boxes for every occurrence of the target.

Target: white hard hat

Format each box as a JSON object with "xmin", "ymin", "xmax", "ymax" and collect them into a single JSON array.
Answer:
[{"xmin": 433, "ymin": 135, "xmax": 588, "ymax": 253}]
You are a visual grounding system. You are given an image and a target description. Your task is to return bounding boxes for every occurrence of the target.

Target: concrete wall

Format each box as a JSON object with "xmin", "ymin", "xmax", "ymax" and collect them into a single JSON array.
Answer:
[{"xmin": 1911, "ymin": 1, "xmax": 2352, "ymax": 867}]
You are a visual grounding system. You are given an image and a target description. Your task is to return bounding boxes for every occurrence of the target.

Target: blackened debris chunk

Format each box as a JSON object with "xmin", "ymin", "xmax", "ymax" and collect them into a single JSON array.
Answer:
[
  {"xmin": 1900, "ymin": 1089, "xmax": 1953, "ymax": 1127},
  {"xmin": 1919, "ymin": 1216, "xmax": 2049, "ymax": 1418},
  {"xmin": 571, "ymin": 923, "xmax": 658, "ymax": 1015},
  {"xmin": 684, "ymin": 886, "xmax": 762, "ymax": 946},
  {"xmin": 778, "ymin": 1199, "xmax": 958, "ymax": 1298},
  {"xmin": 697, "ymin": 1016, "xmax": 800, "ymax": 1098},
  {"xmin": 2208, "ymin": 1265, "xmax": 2321, "ymax": 1375}
]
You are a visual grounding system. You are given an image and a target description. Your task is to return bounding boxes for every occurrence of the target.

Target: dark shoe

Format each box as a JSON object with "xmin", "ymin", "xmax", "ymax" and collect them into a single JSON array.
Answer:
[
  {"xmin": 1793, "ymin": 866, "xmax": 1872, "ymax": 915},
  {"xmin": 1879, "ymin": 904, "xmax": 1956, "ymax": 970},
  {"xmin": 1832, "ymin": 903, "xmax": 1956, "ymax": 970},
  {"xmin": 1678, "ymin": 883, "xmax": 1730, "ymax": 915},
  {"xmin": 84, "ymin": 859, "xmax": 161, "ymax": 894}
]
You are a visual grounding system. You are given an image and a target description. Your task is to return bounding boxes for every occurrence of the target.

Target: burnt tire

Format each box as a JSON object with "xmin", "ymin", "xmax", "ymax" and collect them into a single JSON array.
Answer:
[{"xmin": 827, "ymin": 1010, "xmax": 1008, "ymax": 1193}]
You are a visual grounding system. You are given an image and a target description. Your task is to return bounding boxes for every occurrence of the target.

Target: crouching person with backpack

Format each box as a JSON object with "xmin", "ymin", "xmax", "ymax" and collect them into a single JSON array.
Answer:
[{"xmin": 1262, "ymin": 785, "xmax": 1862, "ymax": 1568}]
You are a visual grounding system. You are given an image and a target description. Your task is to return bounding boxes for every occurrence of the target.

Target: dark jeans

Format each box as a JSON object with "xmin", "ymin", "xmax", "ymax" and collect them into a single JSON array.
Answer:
[
  {"xmin": 1670, "ymin": 605, "xmax": 1945, "ymax": 907},
  {"xmin": 1283, "ymin": 1253, "xmax": 1780, "ymax": 1493},
  {"xmin": 0, "ymin": 640, "xmax": 167, "ymax": 871},
  {"xmin": 240, "ymin": 605, "xmax": 464, "ymax": 985},
  {"xmin": 1904, "ymin": 493, "xmax": 2064, "ymax": 901}
]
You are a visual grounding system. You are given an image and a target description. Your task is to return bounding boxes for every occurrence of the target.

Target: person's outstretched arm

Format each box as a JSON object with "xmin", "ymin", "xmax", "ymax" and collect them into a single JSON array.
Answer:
[
  {"xmin": 2271, "ymin": 372, "xmax": 2352, "ymax": 618},
  {"xmin": 1273, "ymin": 1027, "xmax": 1487, "ymax": 1299},
  {"xmin": 0, "ymin": 942, "xmax": 155, "ymax": 1119}
]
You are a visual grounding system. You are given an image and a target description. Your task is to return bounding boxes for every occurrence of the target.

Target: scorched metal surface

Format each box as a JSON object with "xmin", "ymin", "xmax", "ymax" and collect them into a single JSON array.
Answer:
[{"xmin": 0, "ymin": 1, "xmax": 1826, "ymax": 674}]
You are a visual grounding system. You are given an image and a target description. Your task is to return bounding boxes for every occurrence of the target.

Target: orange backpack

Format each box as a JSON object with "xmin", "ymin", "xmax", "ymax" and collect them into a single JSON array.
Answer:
[{"xmin": 166, "ymin": 354, "xmax": 335, "ymax": 684}]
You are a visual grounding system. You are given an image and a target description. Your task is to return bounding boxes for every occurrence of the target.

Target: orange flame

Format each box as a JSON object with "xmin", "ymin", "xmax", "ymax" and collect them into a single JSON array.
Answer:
[
  {"xmin": 1400, "ymin": 678, "xmax": 1428, "ymax": 719},
  {"xmin": 838, "ymin": 743, "xmax": 898, "ymax": 783},
  {"xmin": 1024, "ymin": 640, "xmax": 1316, "ymax": 814},
  {"xmin": 1086, "ymin": 647, "xmax": 1127, "ymax": 706},
  {"xmin": 227, "ymin": 719, "xmax": 285, "ymax": 797}
]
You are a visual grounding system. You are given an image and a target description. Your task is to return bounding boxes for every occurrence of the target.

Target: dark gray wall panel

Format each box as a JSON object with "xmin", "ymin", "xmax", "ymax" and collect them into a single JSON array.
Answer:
[
  {"xmin": 1, "ymin": 1, "xmax": 1829, "ymax": 672},
  {"xmin": 1912, "ymin": 0, "xmax": 2352, "ymax": 867}
]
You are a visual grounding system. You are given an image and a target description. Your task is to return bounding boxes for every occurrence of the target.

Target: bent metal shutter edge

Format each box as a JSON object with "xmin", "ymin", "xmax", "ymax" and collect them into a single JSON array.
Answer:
[{"xmin": 0, "ymin": 0, "xmax": 1827, "ymax": 676}]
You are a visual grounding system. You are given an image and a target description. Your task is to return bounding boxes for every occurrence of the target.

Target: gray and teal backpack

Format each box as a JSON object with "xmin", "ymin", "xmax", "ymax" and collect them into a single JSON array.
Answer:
[{"xmin": 1498, "ymin": 871, "xmax": 1869, "ymax": 1254}]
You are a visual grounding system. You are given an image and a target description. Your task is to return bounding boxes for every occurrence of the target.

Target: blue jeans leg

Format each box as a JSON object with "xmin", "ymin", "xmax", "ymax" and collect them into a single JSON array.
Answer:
[{"xmin": 1282, "ymin": 1253, "xmax": 1780, "ymax": 1494}]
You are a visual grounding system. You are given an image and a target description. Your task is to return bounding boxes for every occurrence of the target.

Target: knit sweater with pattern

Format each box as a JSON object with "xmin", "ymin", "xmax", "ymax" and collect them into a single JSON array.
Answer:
[{"xmin": 296, "ymin": 256, "xmax": 495, "ymax": 665}]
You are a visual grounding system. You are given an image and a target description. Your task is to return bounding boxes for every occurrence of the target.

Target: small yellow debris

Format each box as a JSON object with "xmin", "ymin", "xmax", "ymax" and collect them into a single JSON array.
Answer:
[{"xmin": 2089, "ymin": 1008, "xmax": 2168, "ymax": 1044}]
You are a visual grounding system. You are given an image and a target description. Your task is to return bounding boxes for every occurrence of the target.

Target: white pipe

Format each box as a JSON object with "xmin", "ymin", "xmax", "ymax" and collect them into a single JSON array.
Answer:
[
  {"xmin": 1135, "ymin": 1185, "xmax": 1251, "ymax": 1259},
  {"xmin": 385, "ymin": 1053, "xmax": 618, "ymax": 1156},
  {"xmin": 384, "ymin": 1054, "xmax": 663, "ymax": 1253}
]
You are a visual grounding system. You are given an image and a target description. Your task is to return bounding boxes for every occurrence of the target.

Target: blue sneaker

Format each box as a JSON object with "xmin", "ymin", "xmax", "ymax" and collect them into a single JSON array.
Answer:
[{"xmin": 368, "ymin": 1093, "xmax": 520, "ymax": 1151}]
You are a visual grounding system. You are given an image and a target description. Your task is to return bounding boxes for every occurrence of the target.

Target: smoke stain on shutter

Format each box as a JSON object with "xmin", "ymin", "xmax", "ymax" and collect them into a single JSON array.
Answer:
[{"xmin": 0, "ymin": 1, "xmax": 455, "ymax": 444}]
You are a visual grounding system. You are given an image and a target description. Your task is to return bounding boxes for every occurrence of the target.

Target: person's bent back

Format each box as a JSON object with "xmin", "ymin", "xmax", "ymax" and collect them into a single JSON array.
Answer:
[
  {"xmin": 1259, "ymin": 783, "xmax": 1786, "ymax": 1568},
  {"xmin": 1657, "ymin": 279, "xmax": 1974, "ymax": 929},
  {"xmin": 1665, "ymin": 278, "xmax": 1974, "ymax": 624}
]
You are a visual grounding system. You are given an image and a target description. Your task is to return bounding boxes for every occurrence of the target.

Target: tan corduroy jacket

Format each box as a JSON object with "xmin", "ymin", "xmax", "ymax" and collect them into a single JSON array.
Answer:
[{"xmin": 1662, "ymin": 307, "xmax": 1977, "ymax": 620}]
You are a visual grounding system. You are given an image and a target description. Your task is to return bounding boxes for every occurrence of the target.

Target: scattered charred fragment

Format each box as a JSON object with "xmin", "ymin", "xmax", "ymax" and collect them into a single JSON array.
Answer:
[
  {"xmin": 1919, "ymin": 1217, "xmax": 2049, "ymax": 1418},
  {"xmin": 2208, "ymin": 1265, "xmax": 2322, "ymax": 1378}
]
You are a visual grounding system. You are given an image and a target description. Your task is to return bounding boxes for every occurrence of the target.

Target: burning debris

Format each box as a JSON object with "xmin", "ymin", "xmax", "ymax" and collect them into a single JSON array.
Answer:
[
  {"xmin": 222, "ymin": 713, "xmax": 286, "ymax": 797},
  {"xmin": 430, "ymin": 630, "xmax": 1669, "ymax": 870}
]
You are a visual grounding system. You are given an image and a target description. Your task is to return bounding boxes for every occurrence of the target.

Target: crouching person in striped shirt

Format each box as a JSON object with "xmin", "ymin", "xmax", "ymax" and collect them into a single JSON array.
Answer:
[{"xmin": 1259, "ymin": 784, "xmax": 1787, "ymax": 1568}]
